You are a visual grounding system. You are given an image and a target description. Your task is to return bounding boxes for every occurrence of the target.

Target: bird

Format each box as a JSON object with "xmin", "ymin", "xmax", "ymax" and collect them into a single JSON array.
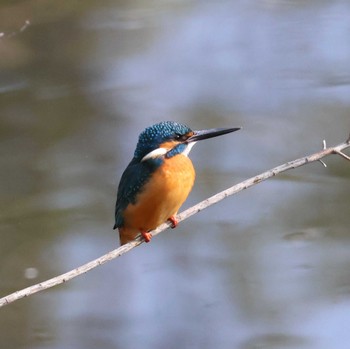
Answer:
[{"xmin": 113, "ymin": 121, "xmax": 241, "ymax": 245}]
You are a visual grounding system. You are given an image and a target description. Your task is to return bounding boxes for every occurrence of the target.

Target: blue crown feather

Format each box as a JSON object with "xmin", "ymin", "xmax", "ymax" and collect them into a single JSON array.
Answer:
[{"xmin": 133, "ymin": 121, "xmax": 192, "ymax": 161}]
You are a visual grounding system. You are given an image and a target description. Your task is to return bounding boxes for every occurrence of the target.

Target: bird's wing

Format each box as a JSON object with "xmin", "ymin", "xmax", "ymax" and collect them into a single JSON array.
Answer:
[{"xmin": 114, "ymin": 159, "xmax": 155, "ymax": 229}]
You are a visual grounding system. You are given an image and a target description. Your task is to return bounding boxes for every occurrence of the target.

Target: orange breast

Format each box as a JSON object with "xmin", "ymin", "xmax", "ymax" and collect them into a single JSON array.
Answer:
[{"xmin": 122, "ymin": 154, "xmax": 195, "ymax": 233}]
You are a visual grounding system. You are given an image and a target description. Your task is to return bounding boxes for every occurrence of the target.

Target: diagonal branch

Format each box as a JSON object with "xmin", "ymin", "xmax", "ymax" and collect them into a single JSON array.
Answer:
[{"xmin": 0, "ymin": 136, "xmax": 349, "ymax": 308}]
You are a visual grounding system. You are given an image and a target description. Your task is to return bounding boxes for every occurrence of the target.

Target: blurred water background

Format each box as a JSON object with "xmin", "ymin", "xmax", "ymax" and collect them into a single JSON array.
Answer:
[{"xmin": 0, "ymin": 1, "xmax": 350, "ymax": 348}]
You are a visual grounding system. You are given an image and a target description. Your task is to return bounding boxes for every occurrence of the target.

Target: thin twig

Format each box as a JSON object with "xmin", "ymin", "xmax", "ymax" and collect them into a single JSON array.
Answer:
[
  {"xmin": 1, "ymin": 20, "xmax": 31, "ymax": 39},
  {"xmin": 334, "ymin": 150, "xmax": 350, "ymax": 162},
  {"xmin": 0, "ymin": 137, "xmax": 349, "ymax": 308}
]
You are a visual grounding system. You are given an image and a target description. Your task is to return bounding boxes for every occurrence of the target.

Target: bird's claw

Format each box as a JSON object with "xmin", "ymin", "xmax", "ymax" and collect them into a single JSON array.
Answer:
[
  {"xmin": 141, "ymin": 231, "xmax": 152, "ymax": 243},
  {"xmin": 168, "ymin": 216, "xmax": 178, "ymax": 229}
]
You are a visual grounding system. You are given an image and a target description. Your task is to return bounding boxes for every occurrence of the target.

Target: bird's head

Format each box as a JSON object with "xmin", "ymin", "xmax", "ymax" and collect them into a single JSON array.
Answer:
[{"xmin": 133, "ymin": 121, "xmax": 241, "ymax": 163}]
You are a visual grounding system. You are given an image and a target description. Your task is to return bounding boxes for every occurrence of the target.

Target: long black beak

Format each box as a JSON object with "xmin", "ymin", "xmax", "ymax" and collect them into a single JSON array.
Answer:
[{"xmin": 187, "ymin": 127, "xmax": 241, "ymax": 143}]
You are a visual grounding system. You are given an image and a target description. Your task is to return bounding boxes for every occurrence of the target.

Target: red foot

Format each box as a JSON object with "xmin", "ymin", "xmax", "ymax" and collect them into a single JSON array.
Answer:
[
  {"xmin": 141, "ymin": 231, "xmax": 152, "ymax": 243},
  {"xmin": 168, "ymin": 215, "xmax": 178, "ymax": 229}
]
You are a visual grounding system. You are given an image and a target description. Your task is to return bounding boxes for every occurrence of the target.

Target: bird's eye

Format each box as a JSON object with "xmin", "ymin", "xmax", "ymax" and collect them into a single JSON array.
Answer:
[{"xmin": 174, "ymin": 133, "xmax": 184, "ymax": 140}]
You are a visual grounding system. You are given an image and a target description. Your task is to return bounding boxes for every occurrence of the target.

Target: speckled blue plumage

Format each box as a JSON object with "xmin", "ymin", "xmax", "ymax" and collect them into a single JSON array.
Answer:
[{"xmin": 114, "ymin": 121, "xmax": 192, "ymax": 229}]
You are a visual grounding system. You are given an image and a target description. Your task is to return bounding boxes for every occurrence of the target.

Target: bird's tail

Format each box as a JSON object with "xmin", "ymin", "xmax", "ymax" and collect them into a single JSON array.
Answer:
[{"xmin": 119, "ymin": 227, "xmax": 140, "ymax": 245}]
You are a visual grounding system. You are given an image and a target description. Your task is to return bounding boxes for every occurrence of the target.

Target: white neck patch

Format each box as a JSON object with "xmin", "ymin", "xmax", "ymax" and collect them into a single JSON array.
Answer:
[
  {"xmin": 141, "ymin": 147, "xmax": 168, "ymax": 162},
  {"xmin": 141, "ymin": 142, "xmax": 197, "ymax": 162},
  {"xmin": 182, "ymin": 142, "xmax": 197, "ymax": 156}
]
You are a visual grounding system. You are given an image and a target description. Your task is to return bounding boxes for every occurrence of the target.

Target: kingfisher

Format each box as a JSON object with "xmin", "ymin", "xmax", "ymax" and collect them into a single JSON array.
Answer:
[{"xmin": 113, "ymin": 121, "xmax": 241, "ymax": 245}]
